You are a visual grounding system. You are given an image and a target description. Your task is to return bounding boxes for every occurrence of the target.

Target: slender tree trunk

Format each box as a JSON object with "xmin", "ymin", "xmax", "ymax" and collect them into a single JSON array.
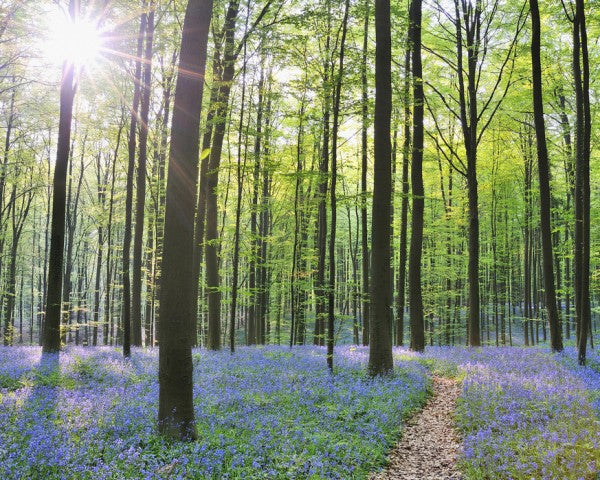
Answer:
[
  {"xmin": 205, "ymin": 0, "xmax": 241, "ymax": 351},
  {"xmin": 360, "ymin": 1, "xmax": 370, "ymax": 346},
  {"xmin": 229, "ymin": 18, "xmax": 249, "ymax": 353},
  {"xmin": 327, "ymin": 0, "xmax": 350, "ymax": 370},
  {"xmin": 43, "ymin": 0, "xmax": 78, "ymax": 353},
  {"xmin": 572, "ymin": 0, "xmax": 591, "ymax": 365},
  {"xmin": 396, "ymin": 45, "xmax": 410, "ymax": 347},
  {"xmin": 132, "ymin": 3, "xmax": 155, "ymax": 347},
  {"xmin": 104, "ymin": 123, "xmax": 122, "ymax": 345},
  {"xmin": 529, "ymin": 0, "xmax": 563, "ymax": 352},
  {"xmin": 122, "ymin": 10, "xmax": 146, "ymax": 357},
  {"xmin": 408, "ymin": 0, "xmax": 424, "ymax": 352}
]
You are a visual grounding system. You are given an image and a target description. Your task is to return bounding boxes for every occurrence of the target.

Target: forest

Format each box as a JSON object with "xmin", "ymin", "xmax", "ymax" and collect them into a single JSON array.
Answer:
[{"xmin": 0, "ymin": 0, "xmax": 598, "ymax": 478}]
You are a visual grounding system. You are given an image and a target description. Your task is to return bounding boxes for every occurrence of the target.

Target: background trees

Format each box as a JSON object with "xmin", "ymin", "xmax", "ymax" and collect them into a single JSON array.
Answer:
[{"xmin": 0, "ymin": 0, "xmax": 597, "ymax": 357}]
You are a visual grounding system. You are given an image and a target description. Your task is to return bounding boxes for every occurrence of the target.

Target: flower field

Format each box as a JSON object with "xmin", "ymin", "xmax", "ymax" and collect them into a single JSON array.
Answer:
[
  {"xmin": 423, "ymin": 346, "xmax": 600, "ymax": 480},
  {"xmin": 0, "ymin": 346, "xmax": 428, "ymax": 479},
  {"xmin": 0, "ymin": 345, "xmax": 599, "ymax": 479}
]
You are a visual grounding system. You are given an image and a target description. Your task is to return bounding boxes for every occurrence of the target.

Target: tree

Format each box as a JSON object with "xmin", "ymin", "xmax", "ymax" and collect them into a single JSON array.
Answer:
[
  {"xmin": 408, "ymin": 0, "xmax": 424, "ymax": 352},
  {"xmin": 158, "ymin": 0, "xmax": 213, "ymax": 440},
  {"xmin": 529, "ymin": 0, "xmax": 563, "ymax": 353},
  {"xmin": 122, "ymin": 9, "xmax": 147, "ymax": 357},
  {"xmin": 427, "ymin": 0, "xmax": 525, "ymax": 347},
  {"xmin": 368, "ymin": 0, "xmax": 393, "ymax": 376},
  {"xmin": 43, "ymin": 0, "xmax": 78, "ymax": 354},
  {"xmin": 326, "ymin": 0, "xmax": 350, "ymax": 371},
  {"xmin": 132, "ymin": 1, "xmax": 155, "ymax": 347},
  {"xmin": 569, "ymin": 0, "xmax": 591, "ymax": 366}
]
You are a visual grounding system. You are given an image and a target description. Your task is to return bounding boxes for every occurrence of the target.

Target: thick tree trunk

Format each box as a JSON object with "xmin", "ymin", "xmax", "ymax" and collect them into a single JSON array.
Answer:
[
  {"xmin": 158, "ymin": 0, "xmax": 212, "ymax": 441},
  {"xmin": 368, "ymin": 0, "xmax": 393, "ymax": 376}
]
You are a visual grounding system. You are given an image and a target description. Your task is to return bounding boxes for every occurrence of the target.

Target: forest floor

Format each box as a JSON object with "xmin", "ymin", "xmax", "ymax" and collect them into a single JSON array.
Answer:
[
  {"xmin": 371, "ymin": 376, "xmax": 462, "ymax": 480},
  {"xmin": 0, "ymin": 345, "xmax": 599, "ymax": 479}
]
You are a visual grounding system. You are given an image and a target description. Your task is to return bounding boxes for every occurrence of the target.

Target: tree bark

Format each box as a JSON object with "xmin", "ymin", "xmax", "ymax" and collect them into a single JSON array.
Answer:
[
  {"xmin": 132, "ymin": 3, "xmax": 155, "ymax": 347},
  {"xmin": 529, "ymin": 0, "xmax": 563, "ymax": 352},
  {"xmin": 158, "ymin": 0, "xmax": 212, "ymax": 441},
  {"xmin": 122, "ymin": 10, "xmax": 146, "ymax": 356},
  {"xmin": 360, "ymin": 1, "xmax": 370, "ymax": 346},
  {"xmin": 408, "ymin": 0, "xmax": 424, "ymax": 352},
  {"xmin": 43, "ymin": 0, "xmax": 78, "ymax": 353},
  {"xmin": 368, "ymin": 0, "xmax": 393, "ymax": 376},
  {"xmin": 327, "ymin": 0, "xmax": 350, "ymax": 371}
]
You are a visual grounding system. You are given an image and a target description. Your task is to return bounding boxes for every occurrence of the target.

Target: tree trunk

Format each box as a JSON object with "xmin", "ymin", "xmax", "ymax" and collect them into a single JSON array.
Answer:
[
  {"xmin": 122, "ymin": 10, "xmax": 147, "ymax": 356},
  {"xmin": 396, "ymin": 45, "xmax": 410, "ymax": 347},
  {"xmin": 132, "ymin": 3, "xmax": 155, "ymax": 347},
  {"xmin": 327, "ymin": 0, "xmax": 350, "ymax": 370},
  {"xmin": 205, "ymin": 0, "xmax": 241, "ymax": 351},
  {"xmin": 368, "ymin": 0, "xmax": 393, "ymax": 376},
  {"xmin": 529, "ymin": 0, "xmax": 563, "ymax": 352},
  {"xmin": 158, "ymin": 0, "xmax": 212, "ymax": 441},
  {"xmin": 360, "ymin": 1, "xmax": 370, "ymax": 346},
  {"xmin": 408, "ymin": 0, "xmax": 424, "ymax": 353},
  {"xmin": 572, "ymin": 0, "xmax": 591, "ymax": 365},
  {"xmin": 43, "ymin": 0, "xmax": 78, "ymax": 353}
]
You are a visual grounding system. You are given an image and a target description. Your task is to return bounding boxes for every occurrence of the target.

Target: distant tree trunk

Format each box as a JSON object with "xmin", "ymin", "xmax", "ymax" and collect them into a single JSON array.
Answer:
[
  {"xmin": 396, "ymin": 45, "xmax": 410, "ymax": 347},
  {"xmin": 327, "ymin": 0, "xmax": 350, "ymax": 371},
  {"xmin": 229, "ymin": 17, "xmax": 249, "ymax": 353},
  {"xmin": 408, "ymin": 0, "xmax": 424, "ymax": 353},
  {"xmin": 360, "ymin": 1, "xmax": 370, "ymax": 346},
  {"xmin": 63, "ymin": 139, "xmax": 85, "ymax": 345},
  {"xmin": 290, "ymin": 93, "xmax": 306, "ymax": 347},
  {"xmin": 93, "ymin": 153, "xmax": 107, "ymax": 346},
  {"xmin": 523, "ymin": 128, "xmax": 532, "ymax": 346},
  {"xmin": 4, "ymin": 185, "xmax": 32, "ymax": 345},
  {"xmin": 368, "ymin": 0, "xmax": 393, "ymax": 376},
  {"xmin": 43, "ymin": 0, "xmax": 78, "ymax": 353},
  {"xmin": 104, "ymin": 122, "xmax": 122, "ymax": 345},
  {"xmin": 314, "ymin": 14, "xmax": 331, "ymax": 347},
  {"xmin": 258, "ymin": 89, "xmax": 272, "ymax": 345},
  {"xmin": 132, "ymin": 3, "xmax": 155, "ymax": 347},
  {"xmin": 248, "ymin": 68, "xmax": 264, "ymax": 346},
  {"xmin": 122, "ymin": 10, "xmax": 147, "ymax": 357},
  {"xmin": 158, "ymin": 0, "xmax": 212, "ymax": 441},
  {"xmin": 529, "ymin": 0, "xmax": 563, "ymax": 353}
]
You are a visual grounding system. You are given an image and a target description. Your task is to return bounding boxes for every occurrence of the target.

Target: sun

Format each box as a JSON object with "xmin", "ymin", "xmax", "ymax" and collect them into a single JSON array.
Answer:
[{"xmin": 43, "ymin": 8, "xmax": 103, "ymax": 68}]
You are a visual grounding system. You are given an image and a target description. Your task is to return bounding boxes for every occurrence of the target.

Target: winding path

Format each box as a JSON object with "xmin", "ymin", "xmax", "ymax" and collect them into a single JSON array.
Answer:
[{"xmin": 371, "ymin": 376, "xmax": 462, "ymax": 480}]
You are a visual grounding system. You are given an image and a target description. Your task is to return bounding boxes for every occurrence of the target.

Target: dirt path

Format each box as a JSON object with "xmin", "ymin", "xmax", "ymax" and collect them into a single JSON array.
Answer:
[{"xmin": 371, "ymin": 376, "xmax": 462, "ymax": 480}]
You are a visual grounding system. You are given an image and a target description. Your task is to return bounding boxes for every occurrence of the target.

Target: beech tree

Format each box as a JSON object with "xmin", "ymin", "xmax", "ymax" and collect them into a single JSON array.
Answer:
[
  {"xmin": 42, "ymin": 0, "xmax": 78, "ymax": 354},
  {"xmin": 158, "ymin": 0, "xmax": 212, "ymax": 440},
  {"xmin": 368, "ymin": 0, "xmax": 393, "ymax": 376},
  {"xmin": 529, "ymin": 0, "xmax": 563, "ymax": 353}
]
